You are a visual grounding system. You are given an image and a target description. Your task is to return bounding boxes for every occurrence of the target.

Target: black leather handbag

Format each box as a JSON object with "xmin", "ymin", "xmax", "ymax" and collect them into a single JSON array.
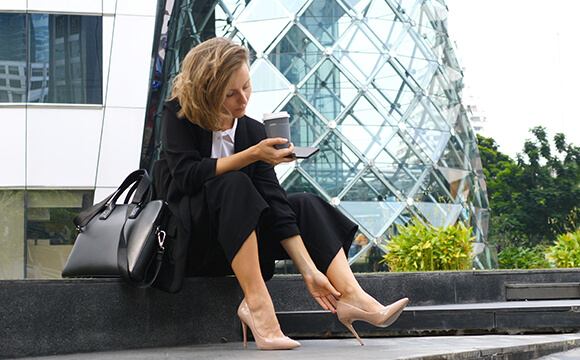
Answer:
[
  {"xmin": 150, "ymin": 157, "xmax": 191, "ymax": 293},
  {"xmin": 62, "ymin": 169, "xmax": 167, "ymax": 287}
]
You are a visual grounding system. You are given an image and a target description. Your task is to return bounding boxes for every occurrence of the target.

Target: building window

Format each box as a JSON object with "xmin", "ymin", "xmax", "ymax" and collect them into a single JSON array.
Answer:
[
  {"xmin": 8, "ymin": 66, "xmax": 19, "ymax": 75},
  {"xmin": 0, "ymin": 12, "xmax": 102, "ymax": 104},
  {"xmin": 30, "ymin": 81, "xmax": 43, "ymax": 89},
  {"xmin": 0, "ymin": 189, "xmax": 94, "ymax": 279},
  {"xmin": 9, "ymin": 79, "xmax": 21, "ymax": 88}
]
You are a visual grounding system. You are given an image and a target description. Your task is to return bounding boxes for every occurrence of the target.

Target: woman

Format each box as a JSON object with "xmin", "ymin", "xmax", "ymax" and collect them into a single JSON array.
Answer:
[{"xmin": 161, "ymin": 37, "xmax": 408, "ymax": 350}]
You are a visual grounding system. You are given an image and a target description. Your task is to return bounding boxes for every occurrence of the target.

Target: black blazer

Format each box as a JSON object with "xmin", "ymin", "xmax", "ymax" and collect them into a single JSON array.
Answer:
[{"xmin": 160, "ymin": 99, "xmax": 300, "ymax": 241}]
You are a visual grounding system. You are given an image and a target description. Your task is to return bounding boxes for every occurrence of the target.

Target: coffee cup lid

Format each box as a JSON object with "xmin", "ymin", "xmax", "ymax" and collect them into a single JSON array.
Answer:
[{"xmin": 263, "ymin": 111, "xmax": 289, "ymax": 121}]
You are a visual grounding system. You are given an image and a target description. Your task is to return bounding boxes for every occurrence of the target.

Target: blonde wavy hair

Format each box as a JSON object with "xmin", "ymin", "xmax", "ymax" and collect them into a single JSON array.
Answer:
[{"xmin": 169, "ymin": 37, "xmax": 249, "ymax": 131}]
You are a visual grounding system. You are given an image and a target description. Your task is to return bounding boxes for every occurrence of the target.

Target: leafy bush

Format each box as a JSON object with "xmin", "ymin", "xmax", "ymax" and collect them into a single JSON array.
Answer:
[
  {"xmin": 497, "ymin": 246, "xmax": 550, "ymax": 269},
  {"xmin": 382, "ymin": 220, "xmax": 474, "ymax": 272},
  {"xmin": 545, "ymin": 231, "xmax": 580, "ymax": 268}
]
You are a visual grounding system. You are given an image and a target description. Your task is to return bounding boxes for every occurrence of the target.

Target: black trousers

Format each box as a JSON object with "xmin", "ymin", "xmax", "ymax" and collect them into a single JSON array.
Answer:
[{"xmin": 185, "ymin": 171, "xmax": 357, "ymax": 280}]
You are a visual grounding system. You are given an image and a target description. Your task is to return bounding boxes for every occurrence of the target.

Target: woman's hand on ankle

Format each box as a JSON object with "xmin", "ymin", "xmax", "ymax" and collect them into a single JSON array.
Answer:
[{"xmin": 303, "ymin": 270, "xmax": 341, "ymax": 313}]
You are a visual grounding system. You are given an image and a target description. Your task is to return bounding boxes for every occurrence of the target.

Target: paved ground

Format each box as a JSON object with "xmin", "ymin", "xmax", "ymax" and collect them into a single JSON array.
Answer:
[
  {"xmin": 539, "ymin": 347, "xmax": 580, "ymax": 360},
  {"xmin": 11, "ymin": 333, "xmax": 580, "ymax": 360}
]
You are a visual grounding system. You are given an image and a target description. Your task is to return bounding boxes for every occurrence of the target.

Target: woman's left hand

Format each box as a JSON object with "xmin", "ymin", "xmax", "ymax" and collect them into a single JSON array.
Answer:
[{"xmin": 303, "ymin": 270, "xmax": 341, "ymax": 313}]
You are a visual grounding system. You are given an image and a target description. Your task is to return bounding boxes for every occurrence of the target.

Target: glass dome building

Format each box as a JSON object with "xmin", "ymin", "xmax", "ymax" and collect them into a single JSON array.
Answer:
[{"xmin": 144, "ymin": 0, "xmax": 496, "ymax": 271}]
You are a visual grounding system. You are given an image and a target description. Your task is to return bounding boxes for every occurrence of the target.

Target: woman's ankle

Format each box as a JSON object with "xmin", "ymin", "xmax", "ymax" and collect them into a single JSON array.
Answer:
[
  {"xmin": 340, "ymin": 291, "xmax": 384, "ymax": 312},
  {"xmin": 243, "ymin": 296, "xmax": 285, "ymax": 337}
]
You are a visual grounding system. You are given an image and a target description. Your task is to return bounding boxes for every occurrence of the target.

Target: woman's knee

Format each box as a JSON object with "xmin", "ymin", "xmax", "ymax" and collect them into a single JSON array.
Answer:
[
  {"xmin": 204, "ymin": 171, "xmax": 268, "ymax": 214},
  {"xmin": 287, "ymin": 192, "xmax": 323, "ymax": 209},
  {"xmin": 206, "ymin": 170, "xmax": 254, "ymax": 194}
]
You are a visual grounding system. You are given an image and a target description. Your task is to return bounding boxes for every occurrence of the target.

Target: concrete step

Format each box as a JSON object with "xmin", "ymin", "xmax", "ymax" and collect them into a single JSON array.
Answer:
[
  {"xmin": 506, "ymin": 282, "xmax": 580, "ymax": 301},
  {"xmin": 277, "ymin": 300, "xmax": 580, "ymax": 339},
  {"xmin": 3, "ymin": 269, "xmax": 580, "ymax": 359}
]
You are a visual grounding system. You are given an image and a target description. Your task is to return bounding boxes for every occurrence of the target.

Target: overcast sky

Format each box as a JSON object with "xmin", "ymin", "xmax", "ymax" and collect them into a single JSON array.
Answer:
[{"xmin": 444, "ymin": 0, "xmax": 580, "ymax": 159}]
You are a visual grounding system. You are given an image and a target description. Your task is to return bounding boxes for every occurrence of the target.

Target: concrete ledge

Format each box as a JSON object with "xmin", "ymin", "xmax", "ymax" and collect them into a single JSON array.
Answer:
[
  {"xmin": 267, "ymin": 269, "xmax": 580, "ymax": 311},
  {"xmin": 2, "ymin": 269, "xmax": 580, "ymax": 359},
  {"xmin": 277, "ymin": 300, "xmax": 580, "ymax": 338},
  {"xmin": 0, "ymin": 277, "xmax": 244, "ymax": 359}
]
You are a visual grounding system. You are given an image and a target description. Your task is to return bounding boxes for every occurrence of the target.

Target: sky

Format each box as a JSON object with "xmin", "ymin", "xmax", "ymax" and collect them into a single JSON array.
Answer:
[{"xmin": 443, "ymin": 0, "xmax": 580, "ymax": 159}]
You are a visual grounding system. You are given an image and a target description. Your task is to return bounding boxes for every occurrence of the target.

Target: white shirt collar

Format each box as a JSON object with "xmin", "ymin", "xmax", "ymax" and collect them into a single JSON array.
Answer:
[{"xmin": 211, "ymin": 118, "xmax": 238, "ymax": 159}]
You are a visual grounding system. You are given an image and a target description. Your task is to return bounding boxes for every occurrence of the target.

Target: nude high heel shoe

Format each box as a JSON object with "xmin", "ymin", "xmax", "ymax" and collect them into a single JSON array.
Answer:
[
  {"xmin": 336, "ymin": 297, "xmax": 409, "ymax": 346},
  {"xmin": 237, "ymin": 299, "xmax": 301, "ymax": 350}
]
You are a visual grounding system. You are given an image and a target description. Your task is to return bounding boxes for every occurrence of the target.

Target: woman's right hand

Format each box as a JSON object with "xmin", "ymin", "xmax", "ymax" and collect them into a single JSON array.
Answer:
[
  {"xmin": 252, "ymin": 138, "xmax": 296, "ymax": 166},
  {"xmin": 215, "ymin": 137, "xmax": 295, "ymax": 176}
]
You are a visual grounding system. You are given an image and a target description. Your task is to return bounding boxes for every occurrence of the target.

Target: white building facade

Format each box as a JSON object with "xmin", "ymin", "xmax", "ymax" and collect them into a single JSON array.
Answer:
[{"xmin": 0, "ymin": 0, "xmax": 159, "ymax": 279}]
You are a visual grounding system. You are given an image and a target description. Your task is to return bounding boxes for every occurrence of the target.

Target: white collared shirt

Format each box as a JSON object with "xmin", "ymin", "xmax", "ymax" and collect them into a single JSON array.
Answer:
[{"xmin": 211, "ymin": 118, "xmax": 238, "ymax": 159}]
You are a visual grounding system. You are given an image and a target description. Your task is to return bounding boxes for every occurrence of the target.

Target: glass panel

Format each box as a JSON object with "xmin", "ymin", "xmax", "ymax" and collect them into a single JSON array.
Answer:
[
  {"xmin": 344, "ymin": 0, "xmax": 372, "ymax": 13},
  {"xmin": 282, "ymin": 170, "xmax": 326, "ymax": 199},
  {"xmin": 300, "ymin": 132, "xmax": 366, "ymax": 197},
  {"xmin": 278, "ymin": 0, "xmax": 309, "ymax": 14},
  {"xmin": 428, "ymin": 68, "xmax": 460, "ymax": 111},
  {"xmin": 365, "ymin": 87, "xmax": 403, "ymax": 124},
  {"xmin": 250, "ymin": 58, "xmax": 289, "ymax": 92},
  {"xmin": 235, "ymin": 0, "xmax": 290, "ymax": 52},
  {"xmin": 0, "ymin": 13, "xmax": 27, "ymax": 103},
  {"xmin": 364, "ymin": 2, "xmax": 399, "ymax": 48},
  {"xmin": 406, "ymin": 127, "xmax": 450, "ymax": 163},
  {"xmin": 413, "ymin": 202, "xmax": 462, "ymax": 228},
  {"xmin": 406, "ymin": 97, "xmax": 449, "ymax": 132},
  {"xmin": 340, "ymin": 104, "xmax": 397, "ymax": 158},
  {"xmin": 438, "ymin": 136, "xmax": 466, "ymax": 169},
  {"xmin": 454, "ymin": 112, "xmax": 477, "ymax": 148},
  {"xmin": 300, "ymin": 0, "xmax": 349, "ymax": 47},
  {"xmin": 397, "ymin": 49, "xmax": 438, "ymax": 89},
  {"xmin": 29, "ymin": 14, "xmax": 102, "ymax": 104},
  {"xmin": 299, "ymin": 59, "xmax": 358, "ymax": 122},
  {"xmin": 269, "ymin": 25, "xmax": 323, "ymax": 84},
  {"xmin": 247, "ymin": 58, "xmax": 290, "ymax": 114},
  {"xmin": 336, "ymin": 23, "xmax": 385, "ymax": 81},
  {"xmin": 468, "ymin": 173, "xmax": 489, "ymax": 209},
  {"xmin": 282, "ymin": 95, "xmax": 327, "ymax": 147},
  {"xmin": 348, "ymin": 232, "xmax": 390, "ymax": 272},
  {"xmin": 0, "ymin": 190, "xmax": 25, "ymax": 279},
  {"xmin": 341, "ymin": 200, "xmax": 405, "ymax": 238},
  {"xmin": 413, "ymin": 171, "xmax": 454, "ymax": 204},
  {"xmin": 341, "ymin": 171, "xmax": 398, "ymax": 202},
  {"xmin": 26, "ymin": 190, "xmax": 94, "ymax": 279},
  {"xmin": 436, "ymin": 166, "xmax": 471, "ymax": 201},
  {"xmin": 382, "ymin": 132, "xmax": 424, "ymax": 166},
  {"xmin": 371, "ymin": 61, "xmax": 416, "ymax": 115},
  {"xmin": 471, "ymin": 207, "xmax": 490, "ymax": 242},
  {"xmin": 0, "ymin": 13, "xmax": 102, "ymax": 104}
]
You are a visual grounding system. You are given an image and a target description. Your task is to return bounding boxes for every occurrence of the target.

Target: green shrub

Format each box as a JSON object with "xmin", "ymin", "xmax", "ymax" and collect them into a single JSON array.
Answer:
[
  {"xmin": 545, "ymin": 231, "xmax": 580, "ymax": 268},
  {"xmin": 382, "ymin": 220, "xmax": 474, "ymax": 272},
  {"xmin": 497, "ymin": 246, "xmax": 550, "ymax": 269}
]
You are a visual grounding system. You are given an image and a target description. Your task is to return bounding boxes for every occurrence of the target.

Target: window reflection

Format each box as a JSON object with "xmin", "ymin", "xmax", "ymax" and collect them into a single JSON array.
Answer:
[
  {"xmin": 0, "ymin": 189, "xmax": 95, "ymax": 279},
  {"xmin": 0, "ymin": 12, "xmax": 102, "ymax": 104}
]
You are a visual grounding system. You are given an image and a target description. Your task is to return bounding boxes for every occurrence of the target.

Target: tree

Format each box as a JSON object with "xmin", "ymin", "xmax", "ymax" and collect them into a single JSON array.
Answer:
[{"xmin": 478, "ymin": 128, "xmax": 580, "ymax": 250}]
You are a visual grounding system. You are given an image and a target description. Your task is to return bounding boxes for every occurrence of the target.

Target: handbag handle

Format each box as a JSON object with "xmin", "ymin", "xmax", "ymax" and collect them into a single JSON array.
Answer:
[
  {"xmin": 73, "ymin": 169, "xmax": 152, "ymax": 229},
  {"xmin": 117, "ymin": 213, "xmax": 166, "ymax": 288}
]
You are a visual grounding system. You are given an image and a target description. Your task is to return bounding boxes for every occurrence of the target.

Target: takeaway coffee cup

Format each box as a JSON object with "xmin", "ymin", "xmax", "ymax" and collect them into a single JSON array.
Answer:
[{"xmin": 263, "ymin": 111, "xmax": 291, "ymax": 149}]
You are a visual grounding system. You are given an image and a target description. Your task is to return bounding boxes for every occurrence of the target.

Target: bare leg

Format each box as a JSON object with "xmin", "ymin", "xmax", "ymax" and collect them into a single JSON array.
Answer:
[
  {"xmin": 231, "ymin": 230, "xmax": 284, "ymax": 339},
  {"xmin": 326, "ymin": 248, "xmax": 385, "ymax": 312}
]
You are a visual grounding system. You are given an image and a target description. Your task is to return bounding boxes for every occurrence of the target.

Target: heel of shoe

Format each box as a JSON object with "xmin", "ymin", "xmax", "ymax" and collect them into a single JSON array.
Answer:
[
  {"xmin": 241, "ymin": 320, "xmax": 248, "ymax": 349},
  {"xmin": 341, "ymin": 319, "xmax": 364, "ymax": 346}
]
